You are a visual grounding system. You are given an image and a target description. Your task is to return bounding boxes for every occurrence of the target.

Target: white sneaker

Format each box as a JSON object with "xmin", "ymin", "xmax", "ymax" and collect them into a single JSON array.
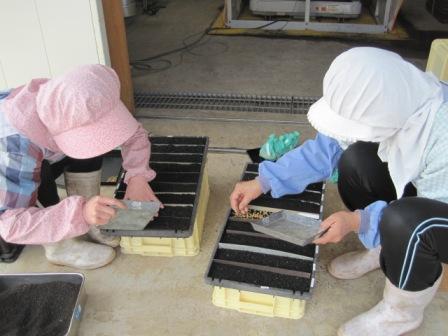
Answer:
[
  {"xmin": 44, "ymin": 239, "xmax": 116, "ymax": 270},
  {"xmin": 338, "ymin": 273, "xmax": 442, "ymax": 336},
  {"xmin": 88, "ymin": 226, "xmax": 120, "ymax": 248},
  {"xmin": 328, "ymin": 245, "xmax": 381, "ymax": 280}
]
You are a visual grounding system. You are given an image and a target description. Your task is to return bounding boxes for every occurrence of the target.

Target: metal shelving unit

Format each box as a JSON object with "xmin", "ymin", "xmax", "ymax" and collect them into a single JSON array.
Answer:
[{"xmin": 225, "ymin": 0, "xmax": 404, "ymax": 34}]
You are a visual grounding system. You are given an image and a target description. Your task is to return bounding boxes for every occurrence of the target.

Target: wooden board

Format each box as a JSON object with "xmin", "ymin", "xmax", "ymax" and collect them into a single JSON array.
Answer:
[{"xmin": 102, "ymin": 0, "xmax": 135, "ymax": 113}]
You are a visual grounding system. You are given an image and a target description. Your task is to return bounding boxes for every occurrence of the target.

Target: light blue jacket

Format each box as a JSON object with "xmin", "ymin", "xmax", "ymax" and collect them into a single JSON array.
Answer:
[{"xmin": 258, "ymin": 84, "xmax": 448, "ymax": 249}]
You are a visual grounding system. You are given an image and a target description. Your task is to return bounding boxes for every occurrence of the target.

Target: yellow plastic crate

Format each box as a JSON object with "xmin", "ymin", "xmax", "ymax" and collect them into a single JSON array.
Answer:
[
  {"xmin": 427, "ymin": 41, "xmax": 448, "ymax": 292},
  {"xmin": 212, "ymin": 287, "xmax": 306, "ymax": 319},
  {"xmin": 120, "ymin": 169, "xmax": 210, "ymax": 257},
  {"xmin": 427, "ymin": 39, "xmax": 448, "ymax": 80}
]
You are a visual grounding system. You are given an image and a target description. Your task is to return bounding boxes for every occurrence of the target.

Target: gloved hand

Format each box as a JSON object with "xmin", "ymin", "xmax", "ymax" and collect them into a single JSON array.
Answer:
[{"xmin": 259, "ymin": 131, "xmax": 300, "ymax": 161}]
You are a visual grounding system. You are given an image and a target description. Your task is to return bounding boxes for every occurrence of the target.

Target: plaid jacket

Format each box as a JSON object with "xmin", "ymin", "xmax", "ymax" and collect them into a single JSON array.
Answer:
[
  {"xmin": 0, "ymin": 92, "xmax": 43, "ymax": 213},
  {"xmin": 0, "ymin": 134, "xmax": 44, "ymax": 213}
]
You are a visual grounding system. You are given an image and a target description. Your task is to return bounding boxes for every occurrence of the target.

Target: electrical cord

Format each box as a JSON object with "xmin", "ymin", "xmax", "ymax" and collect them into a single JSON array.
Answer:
[
  {"xmin": 253, "ymin": 20, "xmax": 280, "ymax": 29},
  {"xmin": 130, "ymin": 7, "xmax": 224, "ymax": 74}
]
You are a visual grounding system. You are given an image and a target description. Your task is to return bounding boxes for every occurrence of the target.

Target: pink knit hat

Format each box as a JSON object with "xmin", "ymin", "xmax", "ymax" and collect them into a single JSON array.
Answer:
[{"xmin": 2, "ymin": 64, "xmax": 139, "ymax": 159}]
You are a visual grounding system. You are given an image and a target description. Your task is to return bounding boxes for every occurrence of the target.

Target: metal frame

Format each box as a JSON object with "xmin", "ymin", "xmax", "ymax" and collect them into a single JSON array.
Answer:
[{"xmin": 225, "ymin": 0, "xmax": 398, "ymax": 34}]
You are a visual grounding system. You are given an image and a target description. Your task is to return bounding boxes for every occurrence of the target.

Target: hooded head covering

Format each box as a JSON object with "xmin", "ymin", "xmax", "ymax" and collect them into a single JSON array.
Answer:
[
  {"xmin": 2, "ymin": 64, "xmax": 139, "ymax": 159},
  {"xmin": 308, "ymin": 47, "xmax": 444, "ymax": 197}
]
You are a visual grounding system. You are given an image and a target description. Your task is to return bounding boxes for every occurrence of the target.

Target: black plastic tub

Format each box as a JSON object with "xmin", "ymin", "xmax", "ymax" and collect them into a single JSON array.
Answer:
[{"xmin": 0, "ymin": 273, "xmax": 86, "ymax": 336}]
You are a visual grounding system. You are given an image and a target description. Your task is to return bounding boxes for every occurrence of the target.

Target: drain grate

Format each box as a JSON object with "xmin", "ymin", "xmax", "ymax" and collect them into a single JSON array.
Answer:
[{"xmin": 134, "ymin": 92, "xmax": 318, "ymax": 114}]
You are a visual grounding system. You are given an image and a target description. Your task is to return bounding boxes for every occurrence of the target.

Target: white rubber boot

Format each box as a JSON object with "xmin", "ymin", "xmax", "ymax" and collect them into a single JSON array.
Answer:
[
  {"xmin": 338, "ymin": 273, "xmax": 442, "ymax": 336},
  {"xmin": 44, "ymin": 239, "xmax": 116, "ymax": 270},
  {"xmin": 328, "ymin": 245, "xmax": 381, "ymax": 280},
  {"xmin": 64, "ymin": 169, "xmax": 120, "ymax": 248}
]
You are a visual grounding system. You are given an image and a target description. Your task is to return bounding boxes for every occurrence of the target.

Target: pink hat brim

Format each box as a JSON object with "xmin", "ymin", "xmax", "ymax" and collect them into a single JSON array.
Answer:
[{"xmin": 53, "ymin": 101, "xmax": 140, "ymax": 159}]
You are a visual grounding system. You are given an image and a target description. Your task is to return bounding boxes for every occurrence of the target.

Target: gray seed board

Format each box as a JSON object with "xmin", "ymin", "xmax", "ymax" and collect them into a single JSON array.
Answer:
[
  {"xmin": 205, "ymin": 163, "xmax": 325, "ymax": 299},
  {"xmin": 250, "ymin": 210, "xmax": 322, "ymax": 246},
  {"xmin": 101, "ymin": 136, "xmax": 209, "ymax": 238},
  {"xmin": 101, "ymin": 200, "xmax": 161, "ymax": 231}
]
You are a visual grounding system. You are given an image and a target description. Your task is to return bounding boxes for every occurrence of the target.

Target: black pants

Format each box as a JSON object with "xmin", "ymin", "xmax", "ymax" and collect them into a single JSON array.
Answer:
[
  {"xmin": 338, "ymin": 142, "xmax": 448, "ymax": 291},
  {"xmin": 38, "ymin": 157, "xmax": 102, "ymax": 208}
]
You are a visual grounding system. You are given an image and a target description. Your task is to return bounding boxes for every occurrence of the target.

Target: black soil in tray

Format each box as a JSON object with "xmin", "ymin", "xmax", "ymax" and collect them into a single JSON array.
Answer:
[
  {"xmin": 150, "ymin": 163, "xmax": 202, "ymax": 173},
  {"xmin": 215, "ymin": 249, "xmax": 313, "ymax": 273},
  {"xmin": 150, "ymin": 137, "xmax": 207, "ymax": 145},
  {"xmin": 250, "ymin": 197, "xmax": 320, "ymax": 214},
  {"xmin": 150, "ymin": 153, "xmax": 203, "ymax": 163},
  {"xmin": 156, "ymin": 193, "xmax": 196, "ymax": 205},
  {"xmin": 226, "ymin": 220, "xmax": 256, "ymax": 232},
  {"xmin": 111, "ymin": 136, "xmax": 206, "ymax": 234},
  {"xmin": 116, "ymin": 182, "xmax": 197, "ymax": 195},
  {"xmin": 0, "ymin": 281, "xmax": 79, "ymax": 336},
  {"xmin": 154, "ymin": 172, "xmax": 200, "ymax": 183},
  {"xmin": 221, "ymin": 231, "xmax": 315, "ymax": 257},
  {"xmin": 157, "ymin": 205, "xmax": 193, "ymax": 218},
  {"xmin": 149, "ymin": 182, "xmax": 197, "ymax": 193},
  {"xmin": 259, "ymin": 190, "xmax": 322, "ymax": 203},
  {"xmin": 209, "ymin": 263, "xmax": 311, "ymax": 293},
  {"xmin": 144, "ymin": 216, "xmax": 191, "ymax": 231},
  {"xmin": 246, "ymin": 163, "xmax": 259, "ymax": 172},
  {"xmin": 242, "ymin": 172, "xmax": 258, "ymax": 181},
  {"xmin": 151, "ymin": 144, "xmax": 205, "ymax": 154}
]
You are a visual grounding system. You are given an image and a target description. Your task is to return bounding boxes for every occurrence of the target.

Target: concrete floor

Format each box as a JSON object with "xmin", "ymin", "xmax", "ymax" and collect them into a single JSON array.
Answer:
[
  {"xmin": 128, "ymin": 0, "xmax": 429, "ymax": 96},
  {"xmin": 2, "ymin": 1, "xmax": 448, "ymax": 335}
]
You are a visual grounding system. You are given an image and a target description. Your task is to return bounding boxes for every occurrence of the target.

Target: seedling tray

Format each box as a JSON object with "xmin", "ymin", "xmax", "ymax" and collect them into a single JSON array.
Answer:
[
  {"xmin": 102, "ymin": 136, "xmax": 209, "ymax": 238},
  {"xmin": 205, "ymin": 163, "xmax": 325, "ymax": 300},
  {"xmin": 0, "ymin": 273, "xmax": 86, "ymax": 336}
]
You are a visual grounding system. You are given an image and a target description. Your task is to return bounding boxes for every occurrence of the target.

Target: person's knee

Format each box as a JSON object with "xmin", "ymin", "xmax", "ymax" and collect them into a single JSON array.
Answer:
[
  {"xmin": 338, "ymin": 142, "xmax": 377, "ymax": 177},
  {"xmin": 379, "ymin": 198, "xmax": 420, "ymax": 245}
]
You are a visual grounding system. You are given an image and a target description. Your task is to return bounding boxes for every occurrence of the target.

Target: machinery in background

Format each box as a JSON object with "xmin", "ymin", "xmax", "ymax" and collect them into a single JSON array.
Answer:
[
  {"xmin": 224, "ymin": 0, "xmax": 404, "ymax": 34},
  {"xmin": 250, "ymin": 0, "xmax": 362, "ymax": 19}
]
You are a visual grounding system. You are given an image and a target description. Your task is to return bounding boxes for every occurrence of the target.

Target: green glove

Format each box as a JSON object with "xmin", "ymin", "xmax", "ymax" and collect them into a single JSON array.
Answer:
[
  {"xmin": 328, "ymin": 169, "xmax": 339, "ymax": 184},
  {"xmin": 260, "ymin": 131, "xmax": 300, "ymax": 161}
]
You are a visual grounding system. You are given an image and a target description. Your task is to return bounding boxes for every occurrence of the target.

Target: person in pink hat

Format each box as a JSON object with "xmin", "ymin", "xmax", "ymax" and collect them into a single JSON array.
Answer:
[{"xmin": 0, "ymin": 64, "xmax": 159, "ymax": 269}]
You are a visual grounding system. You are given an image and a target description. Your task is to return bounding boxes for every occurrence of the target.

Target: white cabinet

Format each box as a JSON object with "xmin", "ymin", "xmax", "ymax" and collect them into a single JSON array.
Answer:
[{"xmin": 0, "ymin": 0, "xmax": 110, "ymax": 90}]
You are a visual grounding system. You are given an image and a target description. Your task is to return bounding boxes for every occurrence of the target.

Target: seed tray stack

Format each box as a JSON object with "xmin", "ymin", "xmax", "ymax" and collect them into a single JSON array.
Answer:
[
  {"xmin": 205, "ymin": 163, "xmax": 325, "ymax": 319},
  {"xmin": 101, "ymin": 136, "xmax": 210, "ymax": 257}
]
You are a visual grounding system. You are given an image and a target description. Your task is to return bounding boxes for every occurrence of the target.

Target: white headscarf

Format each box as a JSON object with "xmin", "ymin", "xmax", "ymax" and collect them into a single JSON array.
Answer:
[{"xmin": 308, "ymin": 47, "xmax": 444, "ymax": 198}]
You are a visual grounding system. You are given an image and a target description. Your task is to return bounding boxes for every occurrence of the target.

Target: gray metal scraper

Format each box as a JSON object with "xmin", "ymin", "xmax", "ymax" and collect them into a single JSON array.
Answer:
[
  {"xmin": 250, "ymin": 210, "xmax": 325, "ymax": 246},
  {"xmin": 101, "ymin": 200, "xmax": 161, "ymax": 231}
]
